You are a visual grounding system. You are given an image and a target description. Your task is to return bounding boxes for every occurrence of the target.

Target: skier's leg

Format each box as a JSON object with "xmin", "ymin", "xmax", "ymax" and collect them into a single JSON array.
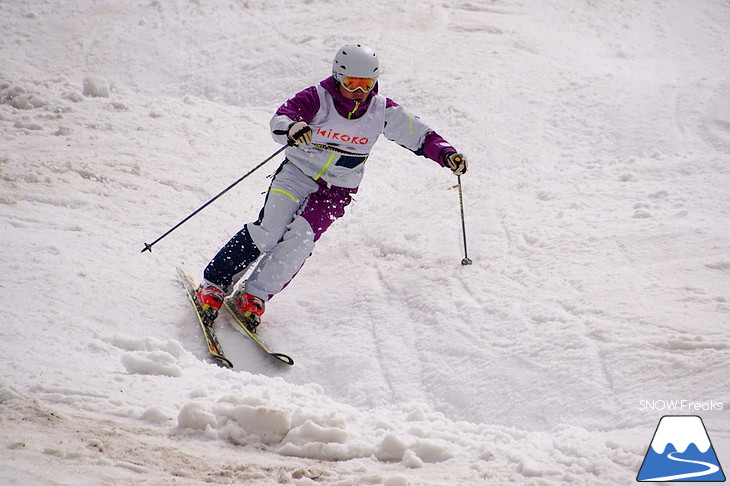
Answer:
[
  {"xmin": 244, "ymin": 183, "xmax": 354, "ymax": 300},
  {"xmin": 243, "ymin": 215, "xmax": 316, "ymax": 299},
  {"xmin": 202, "ymin": 225, "xmax": 260, "ymax": 294},
  {"xmin": 203, "ymin": 163, "xmax": 316, "ymax": 293}
]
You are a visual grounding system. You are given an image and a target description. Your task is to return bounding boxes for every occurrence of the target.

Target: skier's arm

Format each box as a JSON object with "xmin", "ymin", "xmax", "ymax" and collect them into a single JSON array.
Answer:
[
  {"xmin": 270, "ymin": 86, "xmax": 320, "ymax": 145},
  {"xmin": 383, "ymin": 99, "xmax": 457, "ymax": 167}
]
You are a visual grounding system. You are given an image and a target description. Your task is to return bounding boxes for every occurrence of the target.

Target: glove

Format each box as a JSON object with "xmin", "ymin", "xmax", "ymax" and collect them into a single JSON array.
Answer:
[
  {"xmin": 287, "ymin": 121, "xmax": 313, "ymax": 145},
  {"xmin": 444, "ymin": 152, "xmax": 468, "ymax": 175}
]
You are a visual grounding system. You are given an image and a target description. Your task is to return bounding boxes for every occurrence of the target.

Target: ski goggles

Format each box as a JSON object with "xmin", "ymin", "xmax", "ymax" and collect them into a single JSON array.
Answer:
[{"xmin": 341, "ymin": 76, "xmax": 376, "ymax": 93}]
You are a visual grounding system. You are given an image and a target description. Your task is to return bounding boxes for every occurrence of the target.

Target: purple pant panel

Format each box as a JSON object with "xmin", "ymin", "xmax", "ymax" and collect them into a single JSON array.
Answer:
[{"xmin": 299, "ymin": 182, "xmax": 355, "ymax": 242}]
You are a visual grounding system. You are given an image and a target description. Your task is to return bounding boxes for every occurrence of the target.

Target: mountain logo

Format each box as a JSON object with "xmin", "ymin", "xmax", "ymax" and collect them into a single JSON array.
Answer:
[{"xmin": 637, "ymin": 415, "xmax": 726, "ymax": 482}]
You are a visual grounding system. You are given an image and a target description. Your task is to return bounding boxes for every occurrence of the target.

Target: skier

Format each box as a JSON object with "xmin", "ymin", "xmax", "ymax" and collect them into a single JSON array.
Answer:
[{"xmin": 196, "ymin": 43, "xmax": 468, "ymax": 329}]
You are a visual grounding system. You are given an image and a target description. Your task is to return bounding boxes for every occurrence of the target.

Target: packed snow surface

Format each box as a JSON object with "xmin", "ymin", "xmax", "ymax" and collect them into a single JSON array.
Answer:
[{"xmin": 1, "ymin": 0, "xmax": 729, "ymax": 484}]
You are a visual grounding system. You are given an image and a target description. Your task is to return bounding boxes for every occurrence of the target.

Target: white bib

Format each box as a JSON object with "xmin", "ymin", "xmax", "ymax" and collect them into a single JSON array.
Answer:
[{"xmin": 310, "ymin": 84, "xmax": 386, "ymax": 155}]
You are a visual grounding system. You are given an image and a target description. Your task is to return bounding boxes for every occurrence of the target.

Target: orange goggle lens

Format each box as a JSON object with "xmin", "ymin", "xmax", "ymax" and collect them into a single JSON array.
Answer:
[{"xmin": 342, "ymin": 76, "xmax": 376, "ymax": 93}]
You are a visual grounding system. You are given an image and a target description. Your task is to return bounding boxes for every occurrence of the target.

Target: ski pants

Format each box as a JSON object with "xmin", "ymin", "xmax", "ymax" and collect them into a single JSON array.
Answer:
[{"xmin": 203, "ymin": 161, "xmax": 354, "ymax": 300}]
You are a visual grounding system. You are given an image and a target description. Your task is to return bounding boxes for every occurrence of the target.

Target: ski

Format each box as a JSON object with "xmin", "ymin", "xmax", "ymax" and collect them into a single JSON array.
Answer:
[
  {"xmin": 223, "ymin": 299, "xmax": 294, "ymax": 366},
  {"xmin": 176, "ymin": 267, "xmax": 233, "ymax": 369}
]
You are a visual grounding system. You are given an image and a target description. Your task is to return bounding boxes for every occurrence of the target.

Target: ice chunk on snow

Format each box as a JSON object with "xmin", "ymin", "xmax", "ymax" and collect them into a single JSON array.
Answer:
[
  {"xmin": 83, "ymin": 76, "xmax": 110, "ymax": 98},
  {"xmin": 384, "ymin": 476, "xmax": 410, "ymax": 486},
  {"xmin": 215, "ymin": 403, "xmax": 292, "ymax": 445},
  {"xmin": 121, "ymin": 351, "xmax": 182, "ymax": 377},
  {"xmin": 412, "ymin": 438, "xmax": 453, "ymax": 463},
  {"xmin": 278, "ymin": 420, "xmax": 361, "ymax": 460},
  {"xmin": 283, "ymin": 419, "xmax": 348, "ymax": 445},
  {"xmin": 375, "ymin": 433, "xmax": 408, "ymax": 462},
  {"xmin": 140, "ymin": 406, "xmax": 177, "ymax": 424},
  {"xmin": 176, "ymin": 402, "xmax": 218, "ymax": 432}
]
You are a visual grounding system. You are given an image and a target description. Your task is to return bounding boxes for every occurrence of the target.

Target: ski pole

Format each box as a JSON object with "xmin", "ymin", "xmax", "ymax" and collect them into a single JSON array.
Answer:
[
  {"xmin": 457, "ymin": 174, "xmax": 472, "ymax": 265},
  {"xmin": 141, "ymin": 144, "xmax": 289, "ymax": 253}
]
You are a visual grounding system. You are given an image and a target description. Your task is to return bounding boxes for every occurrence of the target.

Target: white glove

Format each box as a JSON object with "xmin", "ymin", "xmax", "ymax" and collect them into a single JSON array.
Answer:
[
  {"xmin": 444, "ymin": 152, "xmax": 468, "ymax": 175},
  {"xmin": 288, "ymin": 121, "xmax": 313, "ymax": 145}
]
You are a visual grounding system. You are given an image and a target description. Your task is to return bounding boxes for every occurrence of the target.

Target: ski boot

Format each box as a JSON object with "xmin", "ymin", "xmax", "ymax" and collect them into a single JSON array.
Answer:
[
  {"xmin": 231, "ymin": 290, "xmax": 265, "ymax": 331},
  {"xmin": 195, "ymin": 282, "xmax": 225, "ymax": 323}
]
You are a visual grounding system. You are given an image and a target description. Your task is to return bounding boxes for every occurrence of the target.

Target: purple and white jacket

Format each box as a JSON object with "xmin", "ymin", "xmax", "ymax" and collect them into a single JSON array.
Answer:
[{"xmin": 270, "ymin": 76, "xmax": 456, "ymax": 189}]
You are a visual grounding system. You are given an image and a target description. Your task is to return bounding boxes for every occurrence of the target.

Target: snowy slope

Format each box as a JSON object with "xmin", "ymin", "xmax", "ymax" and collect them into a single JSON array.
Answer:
[{"xmin": 1, "ymin": 0, "xmax": 729, "ymax": 484}]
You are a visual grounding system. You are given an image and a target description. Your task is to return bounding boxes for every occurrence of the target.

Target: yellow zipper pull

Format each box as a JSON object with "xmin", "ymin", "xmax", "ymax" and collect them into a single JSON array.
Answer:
[{"xmin": 348, "ymin": 101, "xmax": 360, "ymax": 120}]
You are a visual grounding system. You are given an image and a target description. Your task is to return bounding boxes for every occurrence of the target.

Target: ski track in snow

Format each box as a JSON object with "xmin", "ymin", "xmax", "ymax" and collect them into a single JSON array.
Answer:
[{"xmin": 1, "ymin": 0, "xmax": 729, "ymax": 484}]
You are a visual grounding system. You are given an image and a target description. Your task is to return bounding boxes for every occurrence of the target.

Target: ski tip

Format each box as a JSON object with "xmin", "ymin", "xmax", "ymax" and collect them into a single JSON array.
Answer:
[
  {"xmin": 212, "ymin": 355, "xmax": 234, "ymax": 368},
  {"xmin": 272, "ymin": 353, "xmax": 294, "ymax": 366}
]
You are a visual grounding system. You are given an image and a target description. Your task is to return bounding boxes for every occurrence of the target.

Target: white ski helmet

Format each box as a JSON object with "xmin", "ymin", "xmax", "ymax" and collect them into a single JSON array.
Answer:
[{"xmin": 332, "ymin": 44, "xmax": 379, "ymax": 85}]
